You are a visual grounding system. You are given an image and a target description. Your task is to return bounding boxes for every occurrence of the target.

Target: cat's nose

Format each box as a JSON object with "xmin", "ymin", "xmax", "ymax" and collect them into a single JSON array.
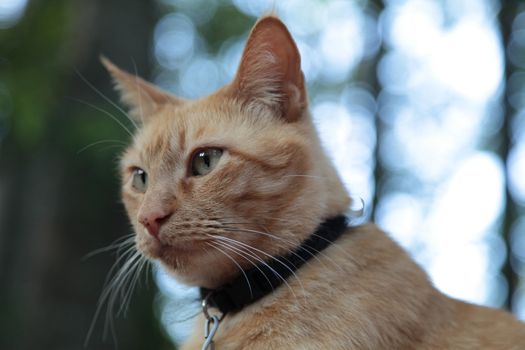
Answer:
[{"xmin": 138, "ymin": 209, "xmax": 172, "ymax": 238}]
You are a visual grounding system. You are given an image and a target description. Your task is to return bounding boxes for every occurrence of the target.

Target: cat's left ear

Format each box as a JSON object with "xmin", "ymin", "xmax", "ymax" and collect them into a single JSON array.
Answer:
[
  {"xmin": 230, "ymin": 16, "xmax": 307, "ymax": 122},
  {"xmin": 101, "ymin": 57, "xmax": 184, "ymax": 122}
]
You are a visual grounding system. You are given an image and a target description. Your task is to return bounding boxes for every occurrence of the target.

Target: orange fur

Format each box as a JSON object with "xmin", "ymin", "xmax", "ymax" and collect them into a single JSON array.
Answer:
[{"xmin": 106, "ymin": 15, "xmax": 525, "ymax": 350}]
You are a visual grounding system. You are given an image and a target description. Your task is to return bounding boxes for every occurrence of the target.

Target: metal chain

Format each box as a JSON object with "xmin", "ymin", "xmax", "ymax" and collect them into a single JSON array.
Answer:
[
  {"xmin": 202, "ymin": 315, "xmax": 219, "ymax": 350},
  {"xmin": 201, "ymin": 293, "xmax": 224, "ymax": 350}
]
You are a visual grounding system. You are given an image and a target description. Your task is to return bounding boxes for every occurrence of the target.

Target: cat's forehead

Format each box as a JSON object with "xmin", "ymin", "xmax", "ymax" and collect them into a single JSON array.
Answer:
[
  {"xmin": 127, "ymin": 98, "xmax": 243, "ymax": 167},
  {"xmin": 130, "ymin": 108, "xmax": 192, "ymax": 164}
]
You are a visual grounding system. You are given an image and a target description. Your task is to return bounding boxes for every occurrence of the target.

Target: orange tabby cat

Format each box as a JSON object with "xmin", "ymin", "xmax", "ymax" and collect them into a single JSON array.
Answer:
[{"xmin": 103, "ymin": 16, "xmax": 525, "ymax": 350}]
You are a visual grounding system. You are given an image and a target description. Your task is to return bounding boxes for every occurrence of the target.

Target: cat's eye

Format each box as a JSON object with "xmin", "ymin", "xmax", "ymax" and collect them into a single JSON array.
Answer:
[
  {"xmin": 191, "ymin": 148, "xmax": 223, "ymax": 176},
  {"xmin": 131, "ymin": 168, "xmax": 148, "ymax": 192}
]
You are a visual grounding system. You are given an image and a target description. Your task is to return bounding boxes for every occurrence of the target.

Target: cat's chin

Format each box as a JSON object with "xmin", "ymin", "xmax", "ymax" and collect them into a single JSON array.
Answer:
[
  {"xmin": 139, "ymin": 237, "xmax": 242, "ymax": 288},
  {"xmin": 137, "ymin": 234, "xmax": 205, "ymax": 265},
  {"xmin": 160, "ymin": 258, "xmax": 239, "ymax": 289}
]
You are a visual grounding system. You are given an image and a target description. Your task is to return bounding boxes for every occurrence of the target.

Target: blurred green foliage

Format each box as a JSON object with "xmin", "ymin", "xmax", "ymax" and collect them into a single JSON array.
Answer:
[
  {"xmin": 0, "ymin": 0, "xmax": 171, "ymax": 349},
  {"xmin": 0, "ymin": 0, "xmax": 69, "ymax": 150}
]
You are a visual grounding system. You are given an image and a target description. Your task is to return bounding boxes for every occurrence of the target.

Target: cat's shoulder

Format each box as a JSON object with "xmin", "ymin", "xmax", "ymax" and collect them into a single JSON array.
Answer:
[{"xmin": 340, "ymin": 222, "xmax": 413, "ymax": 259}]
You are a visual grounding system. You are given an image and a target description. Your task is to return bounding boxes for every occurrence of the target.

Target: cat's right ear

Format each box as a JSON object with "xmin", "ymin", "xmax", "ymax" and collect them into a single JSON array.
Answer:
[
  {"xmin": 229, "ymin": 16, "xmax": 307, "ymax": 122},
  {"xmin": 101, "ymin": 57, "xmax": 184, "ymax": 123}
]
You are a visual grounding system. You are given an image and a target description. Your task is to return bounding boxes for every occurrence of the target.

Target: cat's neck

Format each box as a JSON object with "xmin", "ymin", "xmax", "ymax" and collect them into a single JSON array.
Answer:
[
  {"xmin": 182, "ymin": 225, "xmax": 446, "ymax": 350},
  {"xmin": 200, "ymin": 215, "xmax": 349, "ymax": 315}
]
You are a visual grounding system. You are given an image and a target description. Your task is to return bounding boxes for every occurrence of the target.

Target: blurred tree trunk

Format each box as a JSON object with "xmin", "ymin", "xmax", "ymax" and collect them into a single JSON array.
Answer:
[
  {"xmin": 498, "ymin": 1, "xmax": 521, "ymax": 311},
  {"xmin": 0, "ymin": 0, "xmax": 172, "ymax": 349},
  {"xmin": 367, "ymin": 0, "xmax": 385, "ymax": 217}
]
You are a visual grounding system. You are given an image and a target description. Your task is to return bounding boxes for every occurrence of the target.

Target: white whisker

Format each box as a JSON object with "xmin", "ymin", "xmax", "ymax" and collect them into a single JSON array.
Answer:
[
  {"xmin": 118, "ymin": 255, "xmax": 147, "ymax": 317},
  {"xmin": 251, "ymin": 214, "xmax": 356, "ymax": 265},
  {"xmin": 104, "ymin": 251, "xmax": 142, "ymax": 340},
  {"xmin": 74, "ymin": 69, "xmax": 139, "ymax": 130},
  {"xmin": 219, "ymin": 223, "xmax": 345, "ymax": 273},
  {"xmin": 206, "ymin": 242, "xmax": 253, "ymax": 298},
  {"xmin": 83, "ymin": 234, "xmax": 135, "ymax": 261},
  {"xmin": 85, "ymin": 243, "xmax": 140, "ymax": 347},
  {"xmin": 70, "ymin": 97, "xmax": 134, "ymax": 137},
  {"xmin": 131, "ymin": 58, "xmax": 146, "ymax": 125},
  {"xmin": 77, "ymin": 139, "xmax": 128, "ymax": 155},
  {"xmin": 210, "ymin": 237, "xmax": 304, "ymax": 304},
  {"xmin": 208, "ymin": 239, "xmax": 274, "ymax": 292},
  {"xmin": 210, "ymin": 235, "xmax": 306, "ymax": 301},
  {"xmin": 282, "ymin": 174, "xmax": 324, "ymax": 179}
]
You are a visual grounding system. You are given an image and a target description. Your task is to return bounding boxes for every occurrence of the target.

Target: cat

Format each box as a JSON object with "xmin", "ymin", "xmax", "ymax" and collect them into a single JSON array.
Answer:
[{"xmin": 102, "ymin": 15, "xmax": 525, "ymax": 350}]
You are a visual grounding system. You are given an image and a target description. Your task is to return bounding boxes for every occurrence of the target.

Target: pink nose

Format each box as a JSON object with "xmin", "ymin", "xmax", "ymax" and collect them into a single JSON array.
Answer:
[{"xmin": 138, "ymin": 210, "xmax": 172, "ymax": 238}]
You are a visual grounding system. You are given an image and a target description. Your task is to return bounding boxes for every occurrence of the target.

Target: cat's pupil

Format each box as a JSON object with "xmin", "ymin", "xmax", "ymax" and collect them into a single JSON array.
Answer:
[
  {"xmin": 191, "ymin": 148, "xmax": 223, "ymax": 176},
  {"xmin": 131, "ymin": 168, "xmax": 148, "ymax": 193},
  {"xmin": 201, "ymin": 152, "xmax": 210, "ymax": 168}
]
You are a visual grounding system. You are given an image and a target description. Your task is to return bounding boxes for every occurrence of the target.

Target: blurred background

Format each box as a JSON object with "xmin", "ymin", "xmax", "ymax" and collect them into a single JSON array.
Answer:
[{"xmin": 1, "ymin": 0, "xmax": 524, "ymax": 349}]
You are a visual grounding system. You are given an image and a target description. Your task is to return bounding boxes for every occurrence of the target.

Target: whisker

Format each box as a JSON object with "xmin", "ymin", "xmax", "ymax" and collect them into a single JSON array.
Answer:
[
  {"xmin": 77, "ymin": 139, "xmax": 128, "ymax": 155},
  {"xmin": 309, "ymin": 232, "xmax": 357, "ymax": 265},
  {"xmin": 82, "ymin": 234, "xmax": 135, "ymax": 261},
  {"xmin": 131, "ymin": 58, "xmax": 146, "ymax": 125},
  {"xmin": 282, "ymin": 174, "xmax": 324, "ymax": 179},
  {"xmin": 109, "ymin": 251, "xmax": 141, "ymax": 306},
  {"xmin": 210, "ymin": 237, "xmax": 303, "ymax": 304},
  {"xmin": 144, "ymin": 259, "xmax": 151, "ymax": 286},
  {"xmin": 74, "ymin": 69, "xmax": 139, "ymax": 130},
  {"xmin": 69, "ymin": 97, "xmax": 134, "ymax": 137},
  {"xmin": 135, "ymin": 257, "xmax": 150, "ymax": 289},
  {"xmin": 210, "ymin": 235, "xmax": 306, "ymax": 291},
  {"xmin": 220, "ymin": 214, "xmax": 356, "ymax": 266},
  {"xmin": 118, "ymin": 255, "xmax": 147, "ymax": 317},
  {"xmin": 220, "ymin": 225, "xmax": 344, "ymax": 273},
  {"xmin": 245, "ymin": 214, "xmax": 356, "ymax": 265},
  {"xmin": 97, "ymin": 144, "xmax": 127, "ymax": 154},
  {"xmin": 207, "ymin": 239, "xmax": 274, "ymax": 292},
  {"xmin": 210, "ymin": 239, "xmax": 279, "ymax": 290},
  {"xmin": 213, "ymin": 216, "xmax": 348, "ymax": 271},
  {"xmin": 206, "ymin": 242, "xmax": 253, "ymax": 298},
  {"xmin": 104, "ymin": 251, "xmax": 142, "ymax": 340},
  {"xmin": 85, "ymin": 245, "xmax": 138, "ymax": 347}
]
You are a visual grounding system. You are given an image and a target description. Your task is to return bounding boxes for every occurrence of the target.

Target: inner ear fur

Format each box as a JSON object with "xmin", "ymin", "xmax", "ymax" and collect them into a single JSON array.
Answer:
[
  {"xmin": 230, "ymin": 16, "xmax": 307, "ymax": 122},
  {"xmin": 101, "ymin": 57, "xmax": 184, "ymax": 123}
]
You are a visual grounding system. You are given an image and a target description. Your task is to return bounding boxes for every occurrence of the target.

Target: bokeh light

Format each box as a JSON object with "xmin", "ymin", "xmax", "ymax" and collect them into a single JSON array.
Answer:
[
  {"xmin": 509, "ymin": 141, "xmax": 525, "ymax": 205},
  {"xmin": 376, "ymin": 0, "xmax": 508, "ymax": 309},
  {"xmin": 0, "ymin": 0, "xmax": 27, "ymax": 29},
  {"xmin": 148, "ymin": 0, "xmax": 525, "ymax": 345}
]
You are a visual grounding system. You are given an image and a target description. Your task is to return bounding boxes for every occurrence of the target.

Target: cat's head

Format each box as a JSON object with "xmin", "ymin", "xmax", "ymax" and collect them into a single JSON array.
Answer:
[{"xmin": 104, "ymin": 16, "xmax": 350, "ymax": 288}]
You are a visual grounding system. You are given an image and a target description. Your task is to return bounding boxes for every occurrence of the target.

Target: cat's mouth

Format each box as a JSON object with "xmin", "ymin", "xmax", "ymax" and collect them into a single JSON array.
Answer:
[
  {"xmin": 155, "ymin": 236, "xmax": 217, "ymax": 274},
  {"xmin": 139, "ymin": 231, "xmax": 210, "ymax": 260},
  {"xmin": 161, "ymin": 239, "xmax": 202, "ymax": 253}
]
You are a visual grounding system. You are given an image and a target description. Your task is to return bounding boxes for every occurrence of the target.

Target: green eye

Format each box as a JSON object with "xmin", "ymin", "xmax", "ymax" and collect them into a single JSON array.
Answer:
[
  {"xmin": 131, "ymin": 168, "xmax": 148, "ymax": 192},
  {"xmin": 191, "ymin": 148, "xmax": 223, "ymax": 176}
]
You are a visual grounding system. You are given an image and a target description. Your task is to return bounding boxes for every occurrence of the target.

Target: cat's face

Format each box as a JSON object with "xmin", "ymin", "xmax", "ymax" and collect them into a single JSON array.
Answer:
[{"xmin": 106, "ymin": 17, "xmax": 349, "ymax": 288}]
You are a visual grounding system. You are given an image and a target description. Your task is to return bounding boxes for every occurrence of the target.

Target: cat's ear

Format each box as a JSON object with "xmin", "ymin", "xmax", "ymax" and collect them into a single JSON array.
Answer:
[
  {"xmin": 101, "ymin": 57, "xmax": 184, "ymax": 122},
  {"xmin": 230, "ymin": 16, "xmax": 307, "ymax": 122}
]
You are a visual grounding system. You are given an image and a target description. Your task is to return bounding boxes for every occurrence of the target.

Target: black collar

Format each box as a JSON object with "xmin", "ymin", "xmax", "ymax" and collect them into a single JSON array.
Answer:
[{"xmin": 200, "ymin": 215, "xmax": 348, "ymax": 315}]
